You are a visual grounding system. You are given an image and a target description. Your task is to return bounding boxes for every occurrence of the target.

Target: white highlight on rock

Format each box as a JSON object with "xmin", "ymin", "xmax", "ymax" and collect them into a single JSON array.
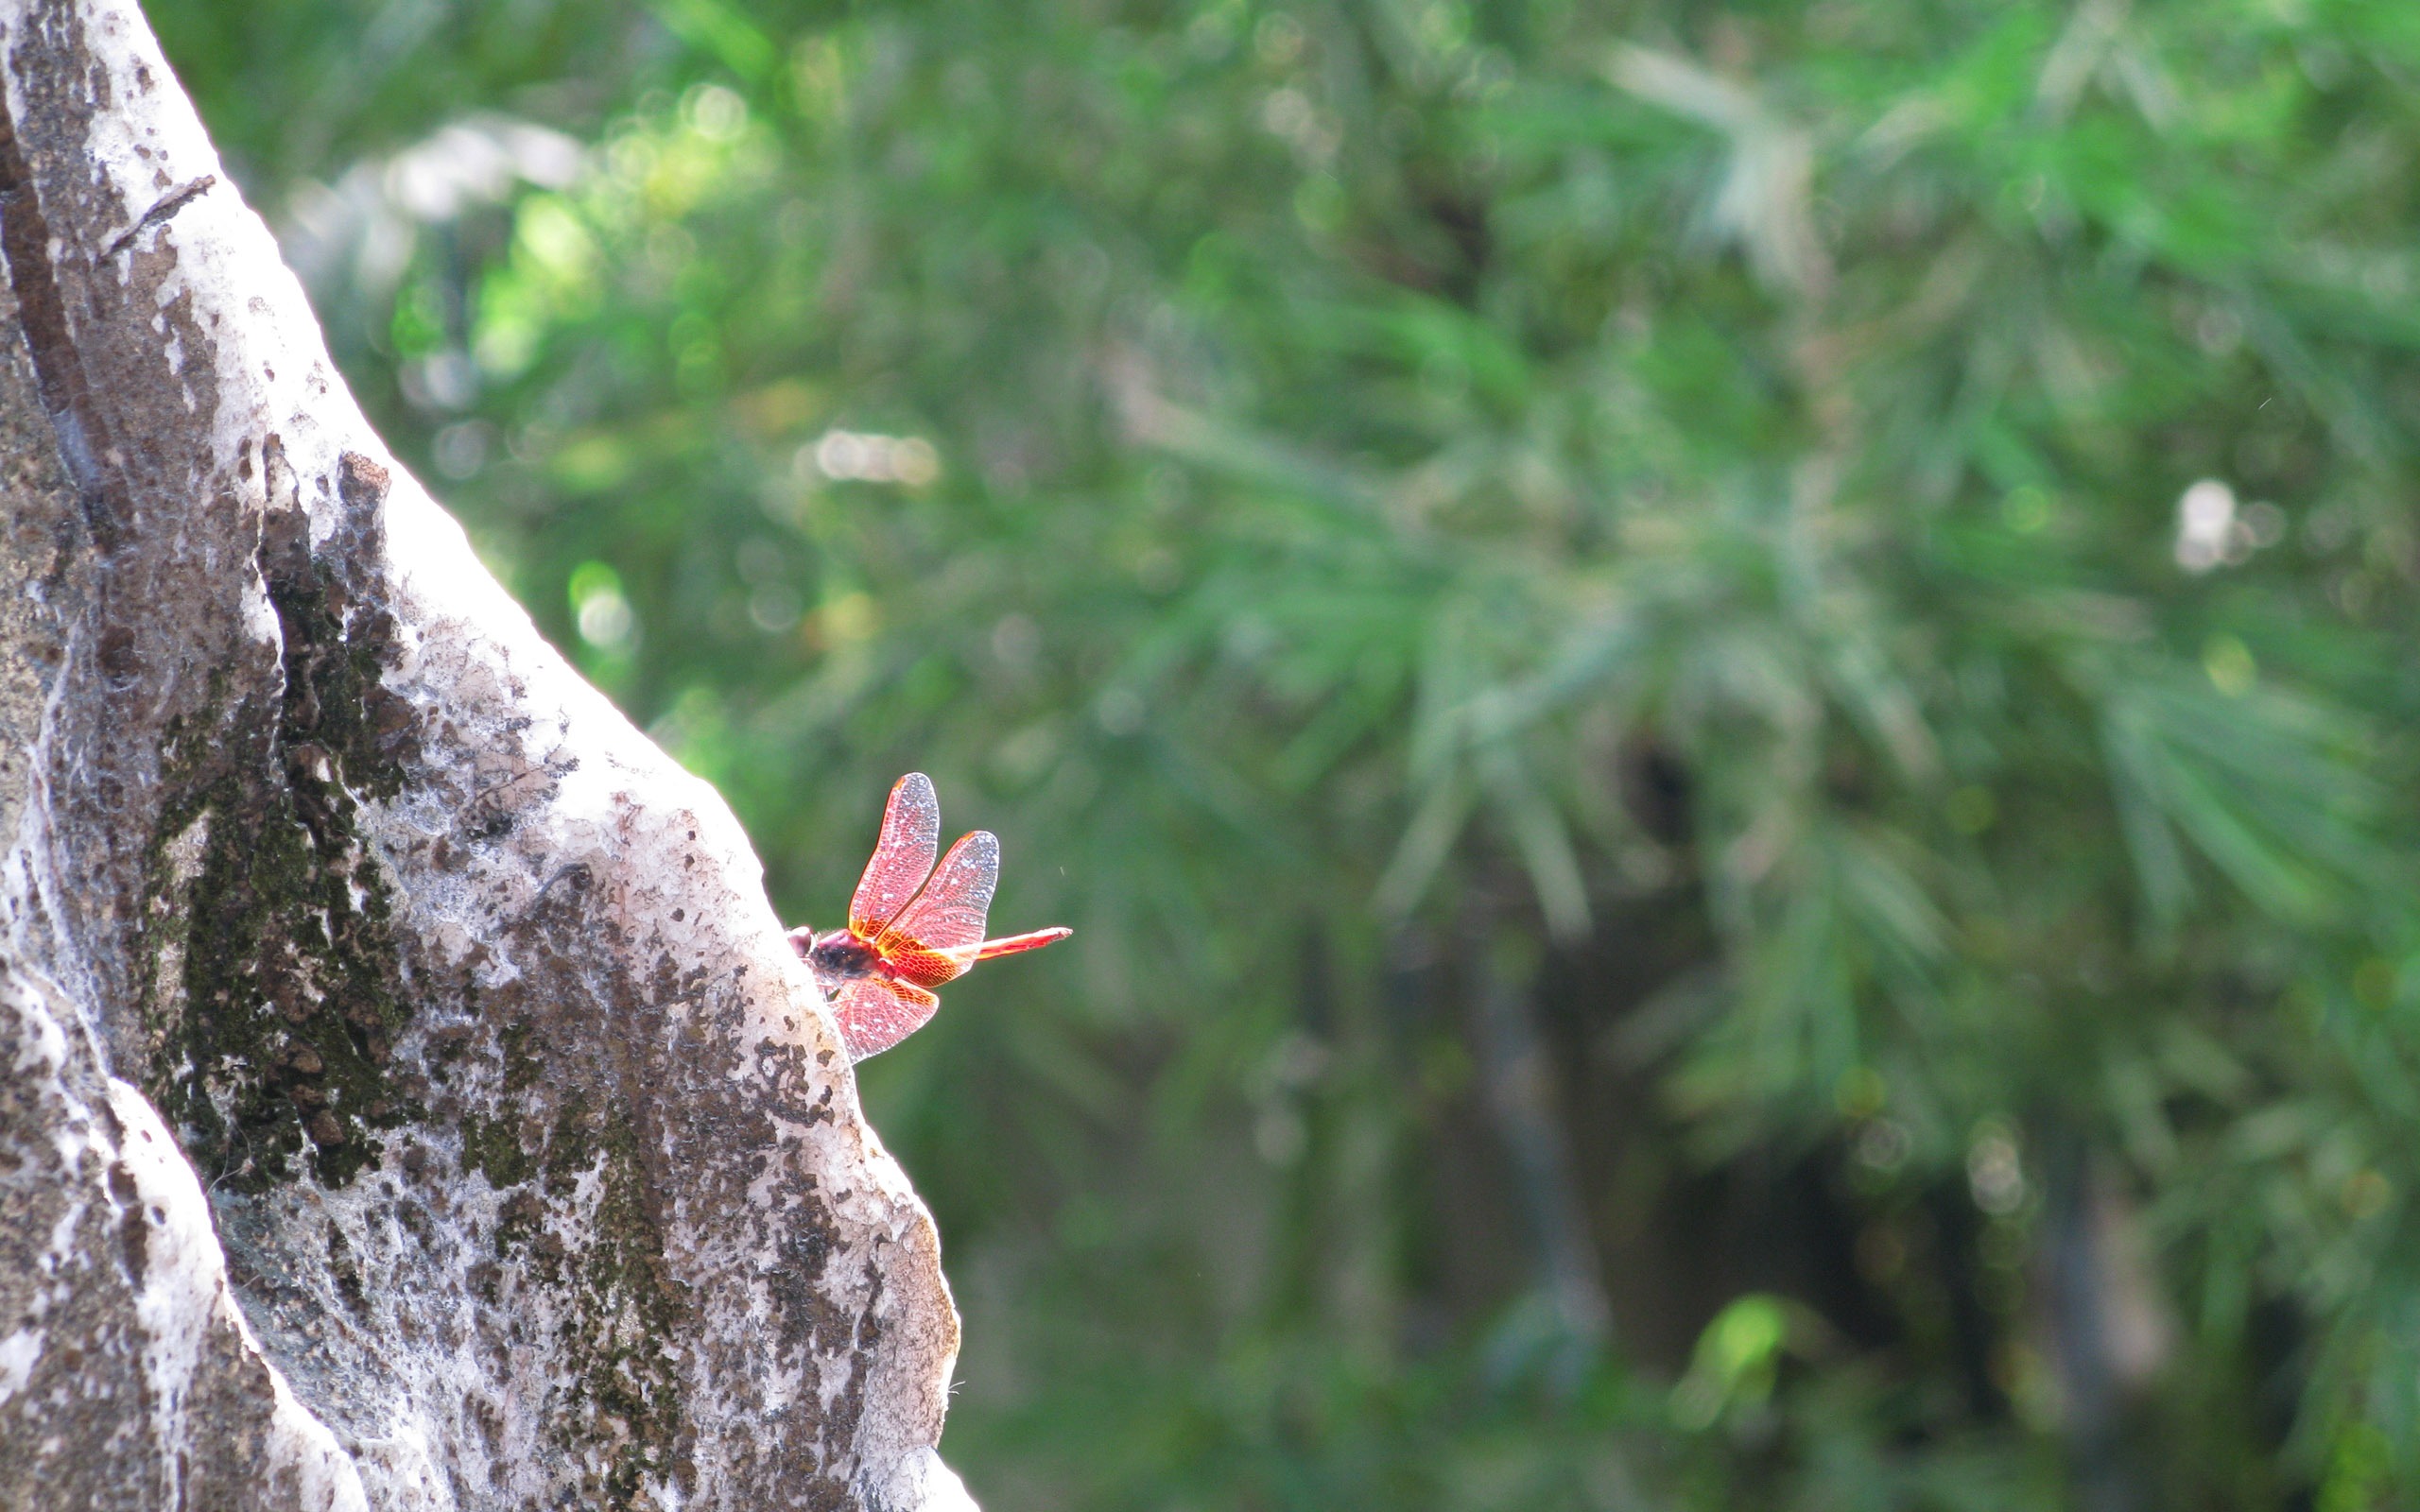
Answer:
[
  {"xmin": 0, "ymin": 1328, "xmax": 43, "ymax": 1403},
  {"xmin": 870, "ymin": 1448, "xmax": 983, "ymax": 1512},
  {"xmin": 107, "ymin": 1082, "xmax": 372, "ymax": 1512}
]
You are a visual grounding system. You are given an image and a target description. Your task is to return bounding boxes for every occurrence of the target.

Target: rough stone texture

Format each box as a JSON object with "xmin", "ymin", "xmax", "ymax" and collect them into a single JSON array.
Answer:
[{"xmin": 0, "ymin": 2, "xmax": 976, "ymax": 1507}]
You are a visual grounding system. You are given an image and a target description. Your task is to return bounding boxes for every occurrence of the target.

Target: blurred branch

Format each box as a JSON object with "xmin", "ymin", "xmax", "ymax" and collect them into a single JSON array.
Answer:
[
  {"xmin": 1466, "ymin": 915, "xmax": 1612, "ymax": 1380},
  {"xmin": 2042, "ymin": 1136, "xmax": 2168, "ymax": 1512},
  {"xmin": 1607, "ymin": 44, "xmax": 1832, "ymax": 300}
]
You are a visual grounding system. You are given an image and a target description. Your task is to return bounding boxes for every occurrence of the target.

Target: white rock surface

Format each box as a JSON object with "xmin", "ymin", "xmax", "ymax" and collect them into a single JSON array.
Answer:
[{"xmin": 0, "ymin": 1, "xmax": 969, "ymax": 1506}]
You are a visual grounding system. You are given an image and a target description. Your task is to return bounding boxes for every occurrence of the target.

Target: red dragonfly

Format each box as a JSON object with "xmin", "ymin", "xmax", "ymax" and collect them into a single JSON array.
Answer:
[{"xmin": 789, "ymin": 772, "xmax": 1070, "ymax": 1061}]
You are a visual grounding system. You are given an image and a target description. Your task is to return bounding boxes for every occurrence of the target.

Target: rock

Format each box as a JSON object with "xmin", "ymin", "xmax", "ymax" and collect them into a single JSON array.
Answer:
[{"xmin": 0, "ymin": 1, "xmax": 968, "ymax": 1505}]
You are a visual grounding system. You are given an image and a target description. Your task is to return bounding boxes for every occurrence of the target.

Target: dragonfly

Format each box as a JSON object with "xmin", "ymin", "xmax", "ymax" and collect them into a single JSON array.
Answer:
[{"xmin": 789, "ymin": 772, "xmax": 1071, "ymax": 1061}]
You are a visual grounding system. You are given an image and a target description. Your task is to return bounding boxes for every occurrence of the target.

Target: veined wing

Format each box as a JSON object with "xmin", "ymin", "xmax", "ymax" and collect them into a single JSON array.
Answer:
[
  {"xmin": 849, "ymin": 772, "xmax": 940, "ymax": 939},
  {"xmin": 829, "ymin": 975, "xmax": 941, "ymax": 1062},
  {"xmin": 876, "ymin": 830, "xmax": 999, "ymax": 988}
]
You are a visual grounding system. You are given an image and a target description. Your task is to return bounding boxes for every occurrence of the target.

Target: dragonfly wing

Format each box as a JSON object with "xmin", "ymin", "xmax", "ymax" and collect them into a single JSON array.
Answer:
[
  {"xmin": 849, "ymin": 773, "xmax": 941, "ymax": 938},
  {"xmin": 829, "ymin": 975, "xmax": 941, "ymax": 1062},
  {"xmin": 877, "ymin": 830, "xmax": 999, "ymax": 987}
]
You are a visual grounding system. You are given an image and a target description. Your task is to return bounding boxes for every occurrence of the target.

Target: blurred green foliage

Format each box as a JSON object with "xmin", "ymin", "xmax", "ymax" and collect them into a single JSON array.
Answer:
[{"xmin": 151, "ymin": 0, "xmax": 2420, "ymax": 1505}]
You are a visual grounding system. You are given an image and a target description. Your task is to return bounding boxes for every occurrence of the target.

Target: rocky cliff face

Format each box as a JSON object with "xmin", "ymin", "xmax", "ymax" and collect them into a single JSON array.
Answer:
[{"xmin": 0, "ymin": 3, "xmax": 972, "ymax": 1506}]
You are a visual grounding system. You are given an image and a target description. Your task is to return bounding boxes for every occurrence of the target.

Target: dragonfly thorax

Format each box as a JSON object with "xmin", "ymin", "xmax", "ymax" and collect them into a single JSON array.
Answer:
[{"xmin": 804, "ymin": 929, "xmax": 882, "ymax": 983}]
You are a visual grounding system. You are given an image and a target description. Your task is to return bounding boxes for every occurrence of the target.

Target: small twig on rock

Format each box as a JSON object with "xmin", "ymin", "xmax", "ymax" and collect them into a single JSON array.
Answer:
[{"xmin": 104, "ymin": 174, "xmax": 216, "ymax": 258}]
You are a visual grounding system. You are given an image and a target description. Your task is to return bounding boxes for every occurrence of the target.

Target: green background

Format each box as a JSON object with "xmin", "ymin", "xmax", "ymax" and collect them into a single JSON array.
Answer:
[{"xmin": 147, "ymin": 1, "xmax": 2420, "ymax": 1506}]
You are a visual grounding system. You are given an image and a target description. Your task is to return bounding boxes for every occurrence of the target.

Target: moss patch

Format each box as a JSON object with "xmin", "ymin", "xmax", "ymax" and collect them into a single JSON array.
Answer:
[
  {"xmin": 143, "ymin": 452, "xmax": 421, "ymax": 1191},
  {"xmin": 559, "ymin": 1110, "xmax": 694, "ymax": 1509},
  {"xmin": 459, "ymin": 1110, "xmax": 534, "ymax": 1189},
  {"xmin": 470, "ymin": 1074, "xmax": 693, "ymax": 1508}
]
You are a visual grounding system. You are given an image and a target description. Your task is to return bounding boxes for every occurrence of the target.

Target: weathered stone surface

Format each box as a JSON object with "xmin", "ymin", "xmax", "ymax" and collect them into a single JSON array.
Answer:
[{"xmin": 0, "ymin": 2, "xmax": 974, "ymax": 1506}]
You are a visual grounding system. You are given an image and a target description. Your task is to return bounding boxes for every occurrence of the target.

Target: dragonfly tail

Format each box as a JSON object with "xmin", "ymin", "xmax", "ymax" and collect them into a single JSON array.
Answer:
[{"xmin": 975, "ymin": 926, "xmax": 1073, "ymax": 960}]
